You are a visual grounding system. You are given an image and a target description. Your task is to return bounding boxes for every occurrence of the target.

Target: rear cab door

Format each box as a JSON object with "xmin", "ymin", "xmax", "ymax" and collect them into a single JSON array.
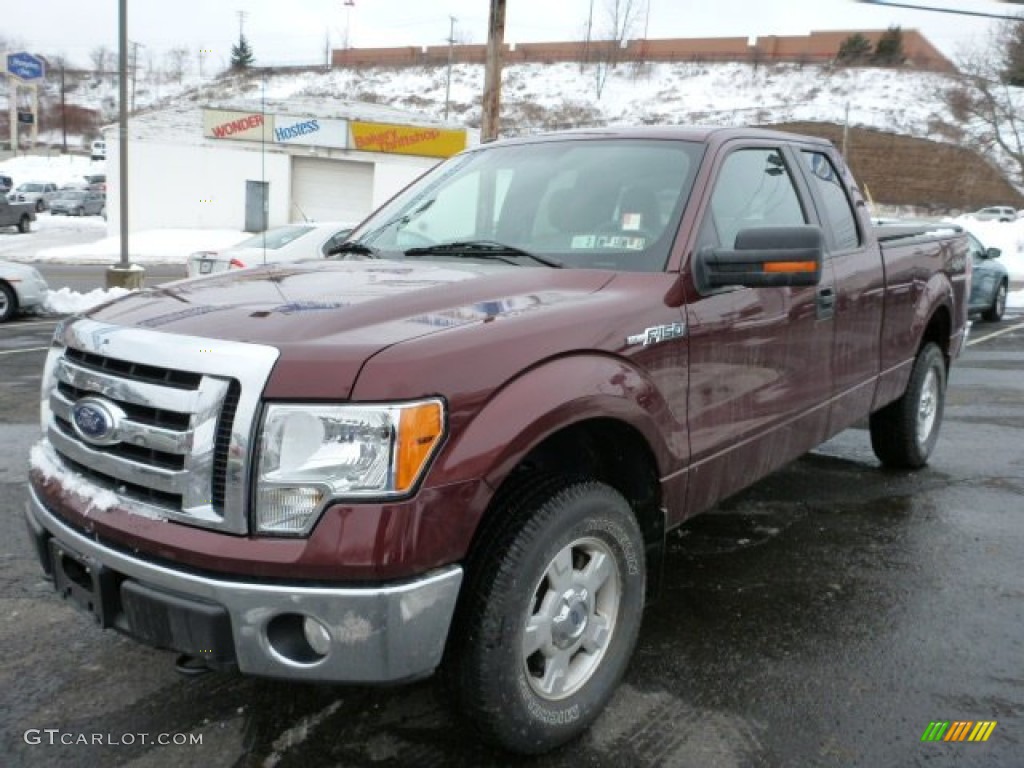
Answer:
[{"xmin": 790, "ymin": 144, "xmax": 884, "ymax": 435}]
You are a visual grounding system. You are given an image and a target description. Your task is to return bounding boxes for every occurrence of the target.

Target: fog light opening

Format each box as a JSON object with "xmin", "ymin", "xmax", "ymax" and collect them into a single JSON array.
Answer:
[{"xmin": 266, "ymin": 613, "xmax": 329, "ymax": 664}]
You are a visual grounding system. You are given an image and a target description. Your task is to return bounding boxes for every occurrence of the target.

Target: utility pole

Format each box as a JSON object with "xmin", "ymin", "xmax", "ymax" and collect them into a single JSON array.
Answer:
[
  {"xmin": 481, "ymin": 0, "xmax": 505, "ymax": 142},
  {"xmin": 445, "ymin": 16, "xmax": 456, "ymax": 121},
  {"xmin": 130, "ymin": 40, "xmax": 144, "ymax": 113},
  {"xmin": 237, "ymin": 9, "xmax": 248, "ymax": 39},
  {"xmin": 60, "ymin": 64, "xmax": 67, "ymax": 153}
]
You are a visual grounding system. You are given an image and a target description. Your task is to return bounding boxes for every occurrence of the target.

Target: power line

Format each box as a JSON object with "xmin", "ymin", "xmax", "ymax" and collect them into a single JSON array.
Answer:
[{"xmin": 855, "ymin": 0, "xmax": 1024, "ymax": 21}]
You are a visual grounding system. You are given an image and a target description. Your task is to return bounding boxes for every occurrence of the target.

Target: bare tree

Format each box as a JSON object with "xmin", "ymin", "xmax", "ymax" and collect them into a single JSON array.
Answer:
[
  {"xmin": 90, "ymin": 45, "xmax": 112, "ymax": 76},
  {"xmin": 945, "ymin": 17, "xmax": 1024, "ymax": 186},
  {"xmin": 592, "ymin": 0, "xmax": 645, "ymax": 99},
  {"xmin": 164, "ymin": 47, "xmax": 190, "ymax": 84}
]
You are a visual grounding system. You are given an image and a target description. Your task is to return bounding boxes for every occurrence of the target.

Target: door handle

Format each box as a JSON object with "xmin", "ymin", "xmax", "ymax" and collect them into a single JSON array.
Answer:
[{"xmin": 816, "ymin": 285, "xmax": 835, "ymax": 320}]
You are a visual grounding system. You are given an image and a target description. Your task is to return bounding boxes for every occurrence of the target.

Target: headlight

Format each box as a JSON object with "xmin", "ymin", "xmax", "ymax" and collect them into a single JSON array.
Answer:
[
  {"xmin": 39, "ymin": 331, "xmax": 66, "ymax": 434},
  {"xmin": 255, "ymin": 399, "xmax": 445, "ymax": 535}
]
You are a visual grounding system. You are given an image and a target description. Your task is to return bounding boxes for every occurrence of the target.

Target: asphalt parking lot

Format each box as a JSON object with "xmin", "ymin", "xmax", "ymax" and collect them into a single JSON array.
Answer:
[{"xmin": 1, "ymin": 312, "xmax": 1022, "ymax": 768}]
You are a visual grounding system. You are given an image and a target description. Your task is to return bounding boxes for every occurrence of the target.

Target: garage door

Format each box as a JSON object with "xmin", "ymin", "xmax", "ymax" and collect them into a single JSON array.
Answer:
[{"xmin": 290, "ymin": 157, "xmax": 373, "ymax": 224}]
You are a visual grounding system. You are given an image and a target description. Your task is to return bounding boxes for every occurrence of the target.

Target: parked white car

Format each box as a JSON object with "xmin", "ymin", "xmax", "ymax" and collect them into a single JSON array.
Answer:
[
  {"xmin": 968, "ymin": 206, "xmax": 1018, "ymax": 222},
  {"xmin": 186, "ymin": 222, "xmax": 355, "ymax": 278},
  {"xmin": 0, "ymin": 260, "xmax": 49, "ymax": 322}
]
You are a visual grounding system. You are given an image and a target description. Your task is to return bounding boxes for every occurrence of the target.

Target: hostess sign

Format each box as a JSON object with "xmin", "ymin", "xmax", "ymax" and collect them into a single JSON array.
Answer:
[
  {"xmin": 203, "ymin": 109, "xmax": 274, "ymax": 142},
  {"xmin": 7, "ymin": 52, "xmax": 45, "ymax": 81},
  {"xmin": 274, "ymin": 117, "xmax": 349, "ymax": 149}
]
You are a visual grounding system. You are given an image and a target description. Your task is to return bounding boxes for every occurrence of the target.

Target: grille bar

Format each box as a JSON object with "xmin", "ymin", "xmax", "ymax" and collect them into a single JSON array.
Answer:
[{"xmin": 45, "ymin": 318, "xmax": 281, "ymax": 534}]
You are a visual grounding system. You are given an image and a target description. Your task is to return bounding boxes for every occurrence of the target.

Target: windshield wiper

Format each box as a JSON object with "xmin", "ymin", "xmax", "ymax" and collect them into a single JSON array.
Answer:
[
  {"xmin": 404, "ymin": 240, "xmax": 563, "ymax": 268},
  {"xmin": 325, "ymin": 241, "xmax": 379, "ymax": 258}
]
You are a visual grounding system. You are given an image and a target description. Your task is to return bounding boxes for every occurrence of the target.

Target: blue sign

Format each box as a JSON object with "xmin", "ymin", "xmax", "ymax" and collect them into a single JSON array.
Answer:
[{"xmin": 7, "ymin": 52, "xmax": 45, "ymax": 81}]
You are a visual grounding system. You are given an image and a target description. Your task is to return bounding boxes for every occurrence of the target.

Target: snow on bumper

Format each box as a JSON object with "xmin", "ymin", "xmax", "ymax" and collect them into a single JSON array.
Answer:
[{"xmin": 26, "ymin": 485, "xmax": 463, "ymax": 683}]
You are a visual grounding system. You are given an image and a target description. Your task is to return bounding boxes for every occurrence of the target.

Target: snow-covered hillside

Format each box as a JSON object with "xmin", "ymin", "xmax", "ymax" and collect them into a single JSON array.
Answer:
[{"xmin": 11, "ymin": 60, "xmax": 957, "ymax": 148}]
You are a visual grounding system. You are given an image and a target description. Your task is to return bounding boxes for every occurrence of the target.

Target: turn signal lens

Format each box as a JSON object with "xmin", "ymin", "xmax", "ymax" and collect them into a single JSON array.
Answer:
[{"xmin": 396, "ymin": 401, "xmax": 444, "ymax": 492}]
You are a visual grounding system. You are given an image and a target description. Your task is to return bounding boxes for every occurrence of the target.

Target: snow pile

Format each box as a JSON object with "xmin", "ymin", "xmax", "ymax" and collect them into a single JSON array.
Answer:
[
  {"xmin": 35, "ymin": 228, "xmax": 248, "ymax": 264},
  {"xmin": 0, "ymin": 154, "xmax": 104, "ymax": 190},
  {"xmin": 43, "ymin": 287, "xmax": 134, "ymax": 315},
  {"xmin": 952, "ymin": 217, "xmax": 1024, "ymax": 280}
]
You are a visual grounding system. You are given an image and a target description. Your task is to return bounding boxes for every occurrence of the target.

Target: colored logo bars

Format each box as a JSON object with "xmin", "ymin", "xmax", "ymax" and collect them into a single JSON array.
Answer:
[{"xmin": 921, "ymin": 721, "xmax": 997, "ymax": 742}]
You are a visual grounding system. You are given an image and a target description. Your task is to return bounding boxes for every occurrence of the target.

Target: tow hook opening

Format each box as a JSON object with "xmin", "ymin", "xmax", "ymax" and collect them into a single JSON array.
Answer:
[
  {"xmin": 266, "ymin": 613, "xmax": 330, "ymax": 664},
  {"xmin": 175, "ymin": 654, "xmax": 213, "ymax": 677}
]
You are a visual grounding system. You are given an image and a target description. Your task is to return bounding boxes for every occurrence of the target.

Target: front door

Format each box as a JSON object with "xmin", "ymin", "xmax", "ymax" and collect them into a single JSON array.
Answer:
[
  {"xmin": 684, "ymin": 143, "xmax": 835, "ymax": 516},
  {"xmin": 245, "ymin": 180, "xmax": 269, "ymax": 233}
]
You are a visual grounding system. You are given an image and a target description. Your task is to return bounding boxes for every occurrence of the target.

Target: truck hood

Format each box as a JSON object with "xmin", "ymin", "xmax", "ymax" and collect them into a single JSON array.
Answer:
[{"xmin": 88, "ymin": 260, "xmax": 614, "ymax": 398}]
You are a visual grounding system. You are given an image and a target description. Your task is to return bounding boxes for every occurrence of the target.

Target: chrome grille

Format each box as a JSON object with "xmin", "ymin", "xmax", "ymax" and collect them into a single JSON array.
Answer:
[{"xmin": 43, "ymin": 318, "xmax": 280, "ymax": 534}]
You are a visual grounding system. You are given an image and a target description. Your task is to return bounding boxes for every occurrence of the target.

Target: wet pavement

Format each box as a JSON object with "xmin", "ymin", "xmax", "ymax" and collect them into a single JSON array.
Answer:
[{"xmin": 1, "ymin": 315, "xmax": 1022, "ymax": 767}]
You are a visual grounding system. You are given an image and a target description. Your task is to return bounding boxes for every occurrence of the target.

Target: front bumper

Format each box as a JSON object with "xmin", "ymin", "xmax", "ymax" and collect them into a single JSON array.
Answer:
[{"xmin": 26, "ymin": 486, "xmax": 463, "ymax": 683}]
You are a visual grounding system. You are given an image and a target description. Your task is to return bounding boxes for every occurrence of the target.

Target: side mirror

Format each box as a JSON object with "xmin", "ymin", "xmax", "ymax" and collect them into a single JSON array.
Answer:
[
  {"xmin": 986, "ymin": 247, "xmax": 1002, "ymax": 260},
  {"xmin": 696, "ymin": 226, "xmax": 824, "ymax": 291}
]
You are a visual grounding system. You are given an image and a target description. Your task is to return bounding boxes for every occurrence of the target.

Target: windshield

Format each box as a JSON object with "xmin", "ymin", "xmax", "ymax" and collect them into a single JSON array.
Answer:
[
  {"xmin": 19, "ymin": 184, "xmax": 44, "ymax": 193},
  {"xmin": 237, "ymin": 225, "xmax": 314, "ymax": 250},
  {"xmin": 349, "ymin": 138, "xmax": 704, "ymax": 272},
  {"xmin": 58, "ymin": 190, "xmax": 87, "ymax": 199}
]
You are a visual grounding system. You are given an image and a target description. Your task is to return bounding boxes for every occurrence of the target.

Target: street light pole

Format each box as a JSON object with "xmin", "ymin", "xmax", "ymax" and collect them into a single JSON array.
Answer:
[
  {"xmin": 107, "ymin": 0, "xmax": 144, "ymax": 289},
  {"xmin": 481, "ymin": 0, "xmax": 506, "ymax": 142}
]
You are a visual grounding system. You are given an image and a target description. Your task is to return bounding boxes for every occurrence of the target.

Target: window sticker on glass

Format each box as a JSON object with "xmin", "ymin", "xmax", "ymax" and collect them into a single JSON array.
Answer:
[{"xmin": 621, "ymin": 213, "xmax": 643, "ymax": 231}]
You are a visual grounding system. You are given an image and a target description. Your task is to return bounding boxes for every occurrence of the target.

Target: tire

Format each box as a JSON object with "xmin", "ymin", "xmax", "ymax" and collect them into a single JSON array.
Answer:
[
  {"xmin": 869, "ymin": 342, "xmax": 946, "ymax": 469},
  {"xmin": 446, "ymin": 476, "xmax": 645, "ymax": 754},
  {"xmin": 0, "ymin": 282, "xmax": 17, "ymax": 323},
  {"xmin": 982, "ymin": 281, "xmax": 1007, "ymax": 323},
  {"xmin": 74, "ymin": 207, "xmax": 83, "ymax": 217},
  {"xmin": 17, "ymin": 215, "xmax": 31, "ymax": 234},
  {"xmin": 35, "ymin": 199, "xmax": 44, "ymax": 213}
]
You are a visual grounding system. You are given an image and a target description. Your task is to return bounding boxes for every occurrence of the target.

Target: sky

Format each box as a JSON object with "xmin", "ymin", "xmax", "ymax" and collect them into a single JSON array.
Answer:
[{"xmin": 2, "ymin": 1, "xmax": 1022, "ymax": 70}]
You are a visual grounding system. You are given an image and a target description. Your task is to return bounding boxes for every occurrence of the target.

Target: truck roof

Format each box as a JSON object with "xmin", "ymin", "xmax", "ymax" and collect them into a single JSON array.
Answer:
[{"xmin": 484, "ymin": 125, "xmax": 836, "ymax": 149}]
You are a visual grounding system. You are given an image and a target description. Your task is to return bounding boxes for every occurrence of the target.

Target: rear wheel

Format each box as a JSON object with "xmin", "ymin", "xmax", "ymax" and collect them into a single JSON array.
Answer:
[
  {"xmin": 17, "ymin": 215, "xmax": 31, "ymax": 234},
  {"xmin": 35, "ymin": 199, "xmax": 44, "ymax": 213},
  {"xmin": 447, "ymin": 477, "xmax": 645, "ymax": 754},
  {"xmin": 870, "ymin": 342, "xmax": 946, "ymax": 468},
  {"xmin": 0, "ymin": 282, "xmax": 17, "ymax": 322},
  {"xmin": 982, "ymin": 281, "xmax": 1007, "ymax": 322}
]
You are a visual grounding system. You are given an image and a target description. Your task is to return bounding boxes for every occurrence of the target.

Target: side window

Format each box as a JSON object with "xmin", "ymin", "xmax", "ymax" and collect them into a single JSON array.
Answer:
[
  {"xmin": 702, "ymin": 148, "xmax": 806, "ymax": 249},
  {"xmin": 802, "ymin": 151, "xmax": 860, "ymax": 251}
]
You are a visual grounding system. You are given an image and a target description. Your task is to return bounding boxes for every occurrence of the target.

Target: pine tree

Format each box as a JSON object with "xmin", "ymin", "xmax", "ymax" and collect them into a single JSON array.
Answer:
[
  {"xmin": 231, "ymin": 34, "xmax": 255, "ymax": 70},
  {"xmin": 836, "ymin": 33, "xmax": 873, "ymax": 65},
  {"xmin": 1001, "ymin": 19, "xmax": 1024, "ymax": 86},
  {"xmin": 872, "ymin": 26, "xmax": 905, "ymax": 67}
]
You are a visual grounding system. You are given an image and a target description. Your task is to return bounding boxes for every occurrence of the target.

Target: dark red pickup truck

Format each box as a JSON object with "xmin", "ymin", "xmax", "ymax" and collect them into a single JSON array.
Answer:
[{"xmin": 27, "ymin": 127, "xmax": 968, "ymax": 753}]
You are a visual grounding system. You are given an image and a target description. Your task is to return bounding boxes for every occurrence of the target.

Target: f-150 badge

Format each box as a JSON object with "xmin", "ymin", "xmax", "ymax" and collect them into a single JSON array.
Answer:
[{"xmin": 626, "ymin": 322, "xmax": 686, "ymax": 346}]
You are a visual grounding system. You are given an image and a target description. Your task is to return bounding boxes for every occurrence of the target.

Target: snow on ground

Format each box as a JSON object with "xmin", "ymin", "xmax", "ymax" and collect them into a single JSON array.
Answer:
[
  {"xmin": 34, "ymin": 228, "xmax": 248, "ymax": 264},
  {"xmin": 1008, "ymin": 289, "xmax": 1024, "ymax": 309},
  {"xmin": 0, "ymin": 153, "xmax": 105, "ymax": 189},
  {"xmin": 952, "ymin": 217, "xmax": 1024, "ymax": 280}
]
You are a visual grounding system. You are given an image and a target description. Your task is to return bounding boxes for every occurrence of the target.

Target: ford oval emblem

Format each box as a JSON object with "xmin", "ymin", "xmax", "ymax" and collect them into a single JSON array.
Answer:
[{"xmin": 70, "ymin": 397, "xmax": 123, "ymax": 446}]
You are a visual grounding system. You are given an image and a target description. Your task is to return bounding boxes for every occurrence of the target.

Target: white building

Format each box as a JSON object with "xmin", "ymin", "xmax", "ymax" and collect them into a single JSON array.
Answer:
[{"xmin": 104, "ymin": 99, "xmax": 470, "ymax": 233}]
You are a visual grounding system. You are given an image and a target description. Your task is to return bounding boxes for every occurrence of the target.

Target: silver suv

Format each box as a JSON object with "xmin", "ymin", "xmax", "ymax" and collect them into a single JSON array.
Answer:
[{"xmin": 8, "ymin": 182, "xmax": 58, "ymax": 213}]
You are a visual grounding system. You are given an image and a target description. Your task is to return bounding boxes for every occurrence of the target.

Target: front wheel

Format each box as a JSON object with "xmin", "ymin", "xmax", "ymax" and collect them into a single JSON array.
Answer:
[
  {"xmin": 982, "ymin": 282, "xmax": 1007, "ymax": 323},
  {"xmin": 17, "ymin": 215, "xmax": 31, "ymax": 234},
  {"xmin": 869, "ymin": 342, "xmax": 946, "ymax": 468},
  {"xmin": 447, "ymin": 478, "xmax": 645, "ymax": 754},
  {"xmin": 0, "ymin": 282, "xmax": 17, "ymax": 322}
]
